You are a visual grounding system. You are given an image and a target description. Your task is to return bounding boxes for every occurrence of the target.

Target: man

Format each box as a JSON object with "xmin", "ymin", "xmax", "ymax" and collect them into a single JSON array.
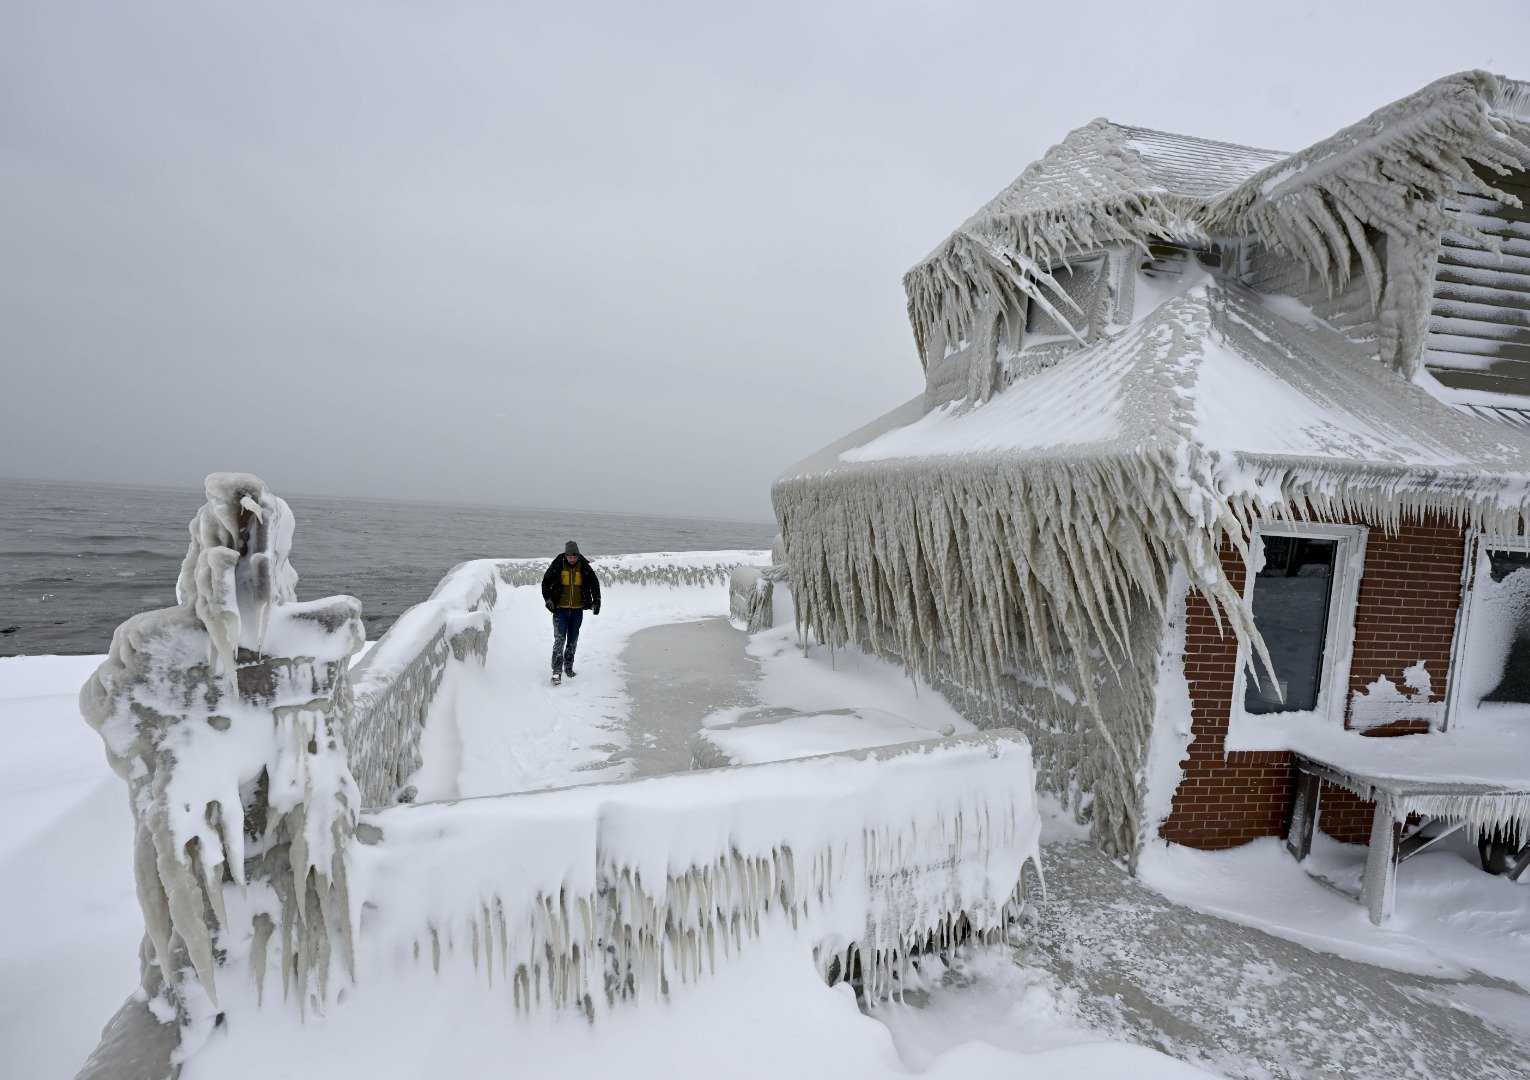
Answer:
[{"xmin": 541, "ymin": 541, "xmax": 600, "ymax": 685}]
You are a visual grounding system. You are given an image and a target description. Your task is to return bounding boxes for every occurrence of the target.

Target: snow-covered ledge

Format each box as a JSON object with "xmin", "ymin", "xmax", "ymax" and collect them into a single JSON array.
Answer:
[{"xmin": 211, "ymin": 731, "xmax": 1043, "ymax": 1035}]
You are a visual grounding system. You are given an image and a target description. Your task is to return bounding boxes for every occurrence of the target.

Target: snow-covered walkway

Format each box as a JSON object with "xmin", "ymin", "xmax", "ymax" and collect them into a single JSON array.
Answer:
[
  {"xmin": 619, "ymin": 616, "xmax": 759, "ymax": 777},
  {"xmin": 1035, "ymin": 840, "xmax": 1530, "ymax": 1079}
]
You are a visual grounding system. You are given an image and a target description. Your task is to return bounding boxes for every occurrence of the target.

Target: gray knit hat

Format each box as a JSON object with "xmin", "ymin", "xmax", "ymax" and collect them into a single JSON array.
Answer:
[{"xmin": 564, "ymin": 541, "xmax": 580, "ymax": 556}]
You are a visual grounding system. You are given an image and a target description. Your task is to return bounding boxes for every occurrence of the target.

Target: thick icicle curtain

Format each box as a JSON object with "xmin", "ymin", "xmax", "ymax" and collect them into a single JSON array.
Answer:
[{"xmin": 775, "ymin": 438, "xmax": 1530, "ymax": 857}]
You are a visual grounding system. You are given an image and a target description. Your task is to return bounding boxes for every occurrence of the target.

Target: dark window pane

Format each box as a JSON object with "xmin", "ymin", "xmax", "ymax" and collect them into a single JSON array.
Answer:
[
  {"xmin": 1245, "ymin": 536, "xmax": 1337, "ymax": 714},
  {"xmin": 1482, "ymin": 550, "xmax": 1530, "ymax": 704}
]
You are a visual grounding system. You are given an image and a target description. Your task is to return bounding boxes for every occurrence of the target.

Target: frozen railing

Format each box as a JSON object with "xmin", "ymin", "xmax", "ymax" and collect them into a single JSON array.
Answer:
[
  {"xmin": 347, "ymin": 559, "xmax": 500, "ymax": 807},
  {"xmin": 257, "ymin": 731, "xmax": 1040, "ymax": 1018},
  {"xmin": 494, "ymin": 550, "xmax": 769, "ymax": 589}
]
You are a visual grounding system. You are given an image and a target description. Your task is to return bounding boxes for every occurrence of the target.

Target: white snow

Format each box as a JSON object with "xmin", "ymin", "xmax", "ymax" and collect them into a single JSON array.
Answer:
[
  {"xmin": 6, "ymin": 560, "xmax": 1226, "ymax": 1080},
  {"xmin": 0, "ymin": 653, "xmax": 140, "ymax": 1078},
  {"xmin": 1347, "ymin": 662, "xmax": 1443, "ymax": 731},
  {"xmin": 1138, "ymin": 833, "xmax": 1530, "ymax": 988},
  {"xmin": 13, "ymin": 556, "xmax": 1528, "ymax": 1079},
  {"xmin": 842, "ymin": 352, "xmax": 1124, "ymax": 460}
]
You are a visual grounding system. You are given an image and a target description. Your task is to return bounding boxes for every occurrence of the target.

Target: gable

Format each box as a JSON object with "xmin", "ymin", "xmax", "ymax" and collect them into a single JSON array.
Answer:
[{"xmin": 1427, "ymin": 163, "xmax": 1530, "ymax": 400}]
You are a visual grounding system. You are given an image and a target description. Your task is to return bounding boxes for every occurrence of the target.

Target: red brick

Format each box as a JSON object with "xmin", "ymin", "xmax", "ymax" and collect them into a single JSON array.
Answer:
[{"xmin": 1160, "ymin": 513, "xmax": 1465, "ymax": 849}]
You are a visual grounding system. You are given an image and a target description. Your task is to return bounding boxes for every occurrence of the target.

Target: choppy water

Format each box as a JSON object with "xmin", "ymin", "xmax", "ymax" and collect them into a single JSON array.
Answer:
[{"xmin": 0, "ymin": 479, "xmax": 775, "ymax": 656}]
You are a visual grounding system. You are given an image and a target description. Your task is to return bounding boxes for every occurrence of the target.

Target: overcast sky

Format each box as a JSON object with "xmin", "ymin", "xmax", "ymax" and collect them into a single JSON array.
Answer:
[{"xmin": 2, "ymin": 1, "xmax": 1525, "ymax": 521}]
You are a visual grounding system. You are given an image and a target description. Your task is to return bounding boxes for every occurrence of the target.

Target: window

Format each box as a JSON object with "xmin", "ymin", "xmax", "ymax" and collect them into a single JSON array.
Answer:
[
  {"xmin": 1232, "ymin": 523, "xmax": 1366, "ymax": 727},
  {"xmin": 1025, "ymin": 256, "xmax": 1105, "ymax": 338},
  {"xmin": 1476, "ymin": 549, "xmax": 1530, "ymax": 706},
  {"xmin": 1244, "ymin": 536, "xmax": 1337, "ymax": 713}
]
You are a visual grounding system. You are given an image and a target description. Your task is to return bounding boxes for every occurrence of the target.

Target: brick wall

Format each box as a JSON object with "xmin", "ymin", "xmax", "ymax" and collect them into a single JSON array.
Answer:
[{"xmin": 1159, "ymin": 514, "xmax": 1467, "ymax": 849}]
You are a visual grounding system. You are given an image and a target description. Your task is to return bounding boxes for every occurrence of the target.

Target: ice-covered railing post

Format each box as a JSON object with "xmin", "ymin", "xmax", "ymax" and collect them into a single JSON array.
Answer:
[{"xmin": 79, "ymin": 473, "xmax": 365, "ymax": 1067}]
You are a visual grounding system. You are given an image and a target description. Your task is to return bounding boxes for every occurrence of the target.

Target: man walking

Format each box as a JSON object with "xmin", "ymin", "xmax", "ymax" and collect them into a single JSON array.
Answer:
[{"xmin": 541, "ymin": 541, "xmax": 600, "ymax": 685}]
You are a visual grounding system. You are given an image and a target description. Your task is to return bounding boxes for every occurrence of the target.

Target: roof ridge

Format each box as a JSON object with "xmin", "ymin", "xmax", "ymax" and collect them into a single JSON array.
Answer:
[{"xmin": 1106, "ymin": 121, "xmax": 1288, "ymax": 160}]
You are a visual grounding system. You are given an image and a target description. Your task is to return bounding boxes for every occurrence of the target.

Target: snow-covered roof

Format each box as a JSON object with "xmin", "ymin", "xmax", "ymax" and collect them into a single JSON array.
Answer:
[
  {"xmin": 813, "ymin": 280, "xmax": 1530, "ymax": 497},
  {"xmin": 906, "ymin": 71, "xmax": 1530, "ymax": 375},
  {"xmin": 1117, "ymin": 126, "xmax": 1289, "ymax": 199},
  {"xmin": 936, "ymin": 122, "xmax": 1284, "ymax": 257}
]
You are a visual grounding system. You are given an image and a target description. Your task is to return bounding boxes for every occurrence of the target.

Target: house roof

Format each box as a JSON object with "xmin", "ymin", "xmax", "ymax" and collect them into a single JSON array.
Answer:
[
  {"xmin": 1115, "ymin": 126, "xmax": 1290, "ymax": 199},
  {"xmin": 905, "ymin": 71, "xmax": 1530, "ymax": 374},
  {"xmin": 792, "ymin": 278, "xmax": 1530, "ymax": 508},
  {"xmin": 937, "ymin": 121, "xmax": 1285, "ymax": 256}
]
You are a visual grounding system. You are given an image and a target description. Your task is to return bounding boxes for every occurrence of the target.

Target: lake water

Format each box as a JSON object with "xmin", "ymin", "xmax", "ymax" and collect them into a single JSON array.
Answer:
[{"xmin": 0, "ymin": 479, "xmax": 776, "ymax": 656}]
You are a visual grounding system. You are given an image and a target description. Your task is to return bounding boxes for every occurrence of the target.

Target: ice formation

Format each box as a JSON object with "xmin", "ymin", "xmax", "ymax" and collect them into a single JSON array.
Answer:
[
  {"xmin": 777, "ymin": 72, "xmax": 1530, "ymax": 860},
  {"xmin": 730, "ymin": 563, "xmax": 787, "ymax": 632},
  {"xmin": 81, "ymin": 517, "xmax": 1005, "ymax": 1075},
  {"xmin": 349, "ymin": 560, "xmax": 499, "ymax": 806},
  {"xmin": 349, "ymin": 733, "xmax": 1041, "ymax": 1012},
  {"xmin": 904, "ymin": 71, "xmax": 1530, "ymax": 381},
  {"xmin": 79, "ymin": 474, "xmax": 365, "ymax": 1058},
  {"xmin": 1298, "ymin": 756, "xmax": 1530, "ymax": 841}
]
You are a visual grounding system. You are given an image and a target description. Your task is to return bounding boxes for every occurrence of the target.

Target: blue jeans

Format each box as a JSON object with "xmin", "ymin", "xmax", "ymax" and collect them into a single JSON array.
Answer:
[{"xmin": 552, "ymin": 608, "xmax": 584, "ymax": 672}]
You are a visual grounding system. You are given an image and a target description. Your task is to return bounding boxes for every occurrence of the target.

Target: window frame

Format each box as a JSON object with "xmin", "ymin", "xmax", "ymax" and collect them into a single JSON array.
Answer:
[
  {"xmin": 1443, "ymin": 530, "xmax": 1530, "ymax": 730},
  {"xmin": 1228, "ymin": 522, "xmax": 1368, "ymax": 736},
  {"xmin": 1023, "ymin": 254, "xmax": 1108, "ymax": 340}
]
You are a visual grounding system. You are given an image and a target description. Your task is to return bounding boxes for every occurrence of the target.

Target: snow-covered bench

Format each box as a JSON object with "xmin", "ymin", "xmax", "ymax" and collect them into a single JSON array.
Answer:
[{"xmin": 1286, "ymin": 750, "xmax": 1530, "ymax": 924}]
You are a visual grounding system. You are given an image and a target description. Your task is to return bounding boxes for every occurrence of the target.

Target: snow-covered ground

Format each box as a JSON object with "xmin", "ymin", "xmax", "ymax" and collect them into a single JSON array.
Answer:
[{"xmin": 4, "ymin": 562, "xmax": 1528, "ymax": 1078}]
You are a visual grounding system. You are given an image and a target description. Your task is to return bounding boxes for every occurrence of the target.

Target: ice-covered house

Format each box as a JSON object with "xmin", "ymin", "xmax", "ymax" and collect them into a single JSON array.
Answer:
[{"xmin": 775, "ymin": 71, "xmax": 1530, "ymax": 885}]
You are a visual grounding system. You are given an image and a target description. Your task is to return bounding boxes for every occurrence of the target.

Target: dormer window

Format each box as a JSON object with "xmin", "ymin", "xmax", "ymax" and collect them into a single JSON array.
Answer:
[
  {"xmin": 1141, "ymin": 243, "xmax": 1223, "ymax": 278},
  {"xmin": 1025, "ymin": 254, "xmax": 1108, "ymax": 339}
]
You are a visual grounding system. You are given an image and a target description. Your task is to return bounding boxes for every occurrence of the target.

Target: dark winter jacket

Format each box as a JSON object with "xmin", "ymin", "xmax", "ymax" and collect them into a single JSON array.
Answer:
[{"xmin": 541, "ymin": 555, "xmax": 601, "ymax": 612}]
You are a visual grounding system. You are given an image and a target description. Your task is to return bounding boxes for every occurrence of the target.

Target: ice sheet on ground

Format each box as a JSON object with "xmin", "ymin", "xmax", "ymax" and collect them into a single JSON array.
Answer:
[
  {"xmin": 697, "ymin": 707, "xmax": 949, "ymax": 766},
  {"xmin": 1041, "ymin": 838, "xmax": 1530, "ymax": 1078},
  {"xmin": 1138, "ymin": 834, "xmax": 1530, "ymax": 984},
  {"xmin": 425, "ymin": 575, "xmax": 735, "ymax": 799}
]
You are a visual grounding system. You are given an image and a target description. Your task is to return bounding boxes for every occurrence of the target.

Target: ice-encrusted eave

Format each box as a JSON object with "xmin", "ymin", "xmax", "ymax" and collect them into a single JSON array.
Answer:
[
  {"xmin": 1218, "ymin": 450, "xmax": 1530, "ymax": 536},
  {"xmin": 772, "ymin": 438, "xmax": 1258, "ymax": 860},
  {"xmin": 1209, "ymin": 71, "xmax": 1530, "ymax": 372},
  {"xmin": 904, "ymin": 71, "xmax": 1530, "ymax": 378},
  {"xmin": 774, "ymin": 422, "xmax": 1530, "ymax": 855},
  {"xmin": 904, "ymin": 192, "xmax": 1211, "ymax": 364}
]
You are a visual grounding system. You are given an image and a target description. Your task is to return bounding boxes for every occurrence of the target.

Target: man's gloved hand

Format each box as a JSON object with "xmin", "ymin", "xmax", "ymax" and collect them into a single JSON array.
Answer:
[
  {"xmin": 545, "ymin": 602, "xmax": 555, "ymax": 613},
  {"xmin": 592, "ymin": 604, "xmax": 601, "ymax": 615}
]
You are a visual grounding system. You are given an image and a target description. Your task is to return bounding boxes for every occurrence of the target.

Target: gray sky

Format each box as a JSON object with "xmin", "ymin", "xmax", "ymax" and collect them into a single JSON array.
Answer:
[{"xmin": 2, "ymin": 1, "xmax": 1525, "ymax": 521}]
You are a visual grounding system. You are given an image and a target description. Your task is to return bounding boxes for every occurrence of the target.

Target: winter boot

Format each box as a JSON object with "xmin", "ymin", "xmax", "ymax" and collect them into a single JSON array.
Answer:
[
  {"xmin": 551, "ymin": 670, "xmax": 562, "ymax": 685},
  {"xmin": 564, "ymin": 665, "xmax": 577, "ymax": 678}
]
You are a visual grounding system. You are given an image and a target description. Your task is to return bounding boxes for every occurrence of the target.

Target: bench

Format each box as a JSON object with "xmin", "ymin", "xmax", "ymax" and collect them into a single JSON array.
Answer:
[{"xmin": 1286, "ymin": 751, "xmax": 1530, "ymax": 924}]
